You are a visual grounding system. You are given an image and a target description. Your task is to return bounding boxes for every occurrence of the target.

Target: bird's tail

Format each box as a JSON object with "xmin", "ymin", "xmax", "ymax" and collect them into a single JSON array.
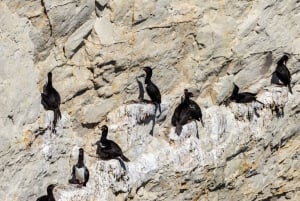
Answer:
[
  {"xmin": 121, "ymin": 154, "xmax": 130, "ymax": 162},
  {"xmin": 200, "ymin": 118, "xmax": 205, "ymax": 127},
  {"xmin": 158, "ymin": 103, "xmax": 162, "ymax": 114},
  {"xmin": 53, "ymin": 108, "xmax": 62, "ymax": 132},
  {"xmin": 255, "ymin": 100, "xmax": 265, "ymax": 106},
  {"xmin": 175, "ymin": 124, "xmax": 182, "ymax": 135},
  {"xmin": 288, "ymin": 84, "xmax": 293, "ymax": 94}
]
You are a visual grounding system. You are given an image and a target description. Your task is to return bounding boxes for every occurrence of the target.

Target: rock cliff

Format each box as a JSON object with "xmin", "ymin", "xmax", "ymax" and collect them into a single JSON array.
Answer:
[{"xmin": 0, "ymin": 0, "xmax": 299, "ymax": 200}]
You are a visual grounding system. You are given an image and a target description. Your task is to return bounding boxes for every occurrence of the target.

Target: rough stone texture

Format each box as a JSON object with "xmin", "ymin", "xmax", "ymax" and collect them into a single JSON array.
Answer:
[{"xmin": 0, "ymin": 0, "xmax": 300, "ymax": 201}]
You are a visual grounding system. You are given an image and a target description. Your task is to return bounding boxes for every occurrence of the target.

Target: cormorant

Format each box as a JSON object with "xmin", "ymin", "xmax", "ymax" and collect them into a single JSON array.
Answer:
[
  {"xmin": 171, "ymin": 89, "xmax": 191, "ymax": 134},
  {"xmin": 95, "ymin": 125, "xmax": 130, "ymax": 162},
  {"xmin": 172, "ymin": 89, "xmax": 203, "ymax": 134},
  {"xmin": 143, "ymin": 67, "xmax": 162, "ymax": 114},
  {"xmin": 69, "ymin": 148, "xmax": 89, "ymax": 187},
  {"xmin": 41, "ymin": 72, "xmax": 62, "ymax": 133},
  {"xmin": 275, "ymin": 55, "xmax": 292, "ymax": 94},
  {"xmin": 36, "ymin": 184, "xmax": 56, "ymax": 201},
  {"xmin": 230, "ymin": 83, "xmax": 264, "ymax": 105},
  {"xmin": 187, "ymin": 91, "xmax": 204, "ymax": 127}
]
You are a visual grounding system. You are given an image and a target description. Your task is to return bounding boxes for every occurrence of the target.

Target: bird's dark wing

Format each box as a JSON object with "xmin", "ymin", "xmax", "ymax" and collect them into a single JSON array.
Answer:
[
  {"xmin": 178, "ymin": 108, "xmax": 192, "ymax": 125},
  {"xmin": 83, "ymin": 166, "xmax": 89, "ymax": 186},
  {"xmin": 240, "ymin": 92, "xmax": 256, "ymax": 97},
  {"xmin": 146, "ymin": 82, "xmax": 161, "ymax": 104},
  {"xmin": 172, "ymin": 103, "xmax": 184, "ymax": 126},
  {"xmin": 188, "ymin": 100, "xmax": 202, "ymax": 120},
  {"xmin": 36, "ymin": 195, "xmax": 48, "ymax": 201},
  {"xmin": 236, "ymin": 93, "xmax": 256, "ymax": 103},
  {"xmin": 103, "ymin": 140, "xmax": 124, "ymax": 158},
  {"xmin": 54, "ymin": 89, "xmax": 61, "ymax": 105},
  {"xmin": 276, "ymin": 64, "xmax": 291, "ymax": 85},
  {"xmin": 68, "ymin": 165, "xmax": 77, "ymax": 184}
]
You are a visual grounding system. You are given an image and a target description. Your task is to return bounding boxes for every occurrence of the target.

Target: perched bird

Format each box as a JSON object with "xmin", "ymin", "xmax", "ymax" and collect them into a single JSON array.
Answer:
[
  {"xmin": 187, "ymin": 91, "xmax": 204, "ymax": 127},
  {"xmin": 69, "ymin": 148, "xmax": 89, "ymax": 187},
  {"xmin": 230, "ymin": 83, "xmax": 264, "ymax": 105},
  {"xmin": 171, "ymin": 89, "xmax": 191, "ymax": 134},
  {"xmin": 143, "ymin": 67, "xmax": 162, "ymax": 114},
  {"xmin": 172, "ymin": 89, "xmax": 203, "ymax": 134},
  {"xmin": 41, "ymin": 72, "xmax": 62, "ymax": 133},
  {"xmin": 95, "ymin": 125, "xmax": 130, "ymax": 162},
  {"xmin": 275, "ymin": 55, "xmax": 292, "ymax": 94},
  {"xmin": 36, "ymin": 184, "xmax": 56, "ymax": 201}
]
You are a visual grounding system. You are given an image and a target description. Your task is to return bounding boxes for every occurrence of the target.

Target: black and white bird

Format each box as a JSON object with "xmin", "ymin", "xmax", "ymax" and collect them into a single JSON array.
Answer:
[
  {"xmin": 95, "ymin": 125, "xmax": 130, "ymax": 162},
  {"xmin": 143, "ymin": 67, "xmax": 162, "ymax": 115},
  {"xmin": 69, "ymin": 148, "xmax": 89, "ymax": 187},
  {"xmin": 230, "ymin": 83, "xmax": 264, "ymax": 105},
  {"xmin": 41, "ymin": 72, "xmax": 61, "ymax": 133},
  {"xmin": 36, "ymin": 184, "xmax": 56, "ymax": 201},
  {"xmin": 275, "ymin": 55, "xmax": 293, "ymax": 94}
]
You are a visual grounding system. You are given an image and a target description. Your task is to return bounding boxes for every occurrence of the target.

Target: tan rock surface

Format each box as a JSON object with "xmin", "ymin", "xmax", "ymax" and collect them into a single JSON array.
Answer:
[{"xmin": 0, "ymin": 1, "xmax": 299, "ymax": 201}]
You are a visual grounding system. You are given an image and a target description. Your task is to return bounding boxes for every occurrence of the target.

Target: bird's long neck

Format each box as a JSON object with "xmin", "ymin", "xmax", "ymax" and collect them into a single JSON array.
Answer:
[
  {"xmin": 78, "ymin": 154, "xmax": 84, "ymax": 167},
  {"xmin": 277, "ymin": 56, "xmax": 288, "ymax": 66},
  {"xmin": 47, "ymin": 189, "xmax": 54, "ymax": 200},
  {"xmin": 145, "ymin": 72, "xmax": 152, "ymax": 84},
  {"xmin": 231, "ymin": 85, "xmax": 239, "ymax": 98},
  {"xmin": 47, "ymin": 74, "xmax": 53, "ymax": 87},
  {"xmin": 100, "ymin": 130, "xmax": 108, "ymax": 142},
  {"xmin": 183, "ymin": 93, "xmax": 190, "ymax": 104}
]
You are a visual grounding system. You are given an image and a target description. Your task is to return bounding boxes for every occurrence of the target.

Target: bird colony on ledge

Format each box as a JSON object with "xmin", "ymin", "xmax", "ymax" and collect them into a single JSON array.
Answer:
[{"xmin": 36, "ymin": 54, "xmax": 293, "ymax": 200}]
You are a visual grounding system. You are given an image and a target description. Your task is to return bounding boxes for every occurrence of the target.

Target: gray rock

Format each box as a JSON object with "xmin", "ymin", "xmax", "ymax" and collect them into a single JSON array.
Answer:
[
  {"xmin": 43, "ymin": 0, "xmax": 95, "ymax": 38},
  {"xmin": 64, "ymin": 19, "xmax": 95, "ymax": 58}
]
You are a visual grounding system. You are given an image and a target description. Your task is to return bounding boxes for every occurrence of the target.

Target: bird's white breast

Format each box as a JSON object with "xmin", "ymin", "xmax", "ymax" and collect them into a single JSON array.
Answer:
[{"xmin": 75, "ymin": 167, "xmax": 85, "ymax": 182}]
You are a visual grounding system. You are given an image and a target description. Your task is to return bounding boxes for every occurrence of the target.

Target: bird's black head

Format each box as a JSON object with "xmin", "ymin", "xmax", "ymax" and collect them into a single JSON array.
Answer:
[
  {"xmin": 183, "ymin": 89, "xmax": 188, "ymax": 96},
  {"xmin": 143, "ymin": 67, "xmax": 152, "ymax": 74},
  {"xmin": 184, "ymin": 89, "xmax": 194, "ymax": 98},
  {"xmin": 100, "ymin": 125, "xmax": 108, "ymax": 132},
  {"xmin": 231, "ymin": 83, "xmax": 239, "ymax": 98},
  {"xmin": 47, "ymin": 72, "xmax": 52, "ymax": 79},
  {"xmin": 47, "ymin": 184, "xmax": 56, "ymax": 194},
  {"xmin": 188, "ymin": 92, "xmax": 194, "ymax": 97},
  {"xmin": 277, "ymin": 54, "xmax": 289, "ymax": 65},
  {"xmin": 79, "ymin": 148, "xmax": 84, "ymax": 156},
  {"xmin": 282, "ymin": 54, "xmax": 289, "ymax": 63}
]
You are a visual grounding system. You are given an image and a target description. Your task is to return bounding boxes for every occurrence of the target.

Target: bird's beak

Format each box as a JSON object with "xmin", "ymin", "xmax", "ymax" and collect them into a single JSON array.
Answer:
[{"xmin": 136, "ymin": 74, "xmax": 145, "ymax": 78}]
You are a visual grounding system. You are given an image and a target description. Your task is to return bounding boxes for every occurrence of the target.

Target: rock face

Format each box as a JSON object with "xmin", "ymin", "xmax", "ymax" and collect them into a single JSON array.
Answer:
[{"xmin": 0, "ymin": 0, "xmax": 299, "ymax": 201}]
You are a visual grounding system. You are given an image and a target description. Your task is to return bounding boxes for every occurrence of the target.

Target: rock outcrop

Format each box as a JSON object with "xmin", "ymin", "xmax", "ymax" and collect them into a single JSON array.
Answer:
[{"xmin": 0, "ymin": 0, "xmax": 299, "ymax": 201}]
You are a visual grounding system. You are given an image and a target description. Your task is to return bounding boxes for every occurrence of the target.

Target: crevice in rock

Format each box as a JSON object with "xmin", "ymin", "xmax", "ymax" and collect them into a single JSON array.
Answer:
[
  {"xmin": 41, "ymin": 0, "xmax": 53, "ymax": 37},
  {"xmin": 208, "ymin": 182, "xmax": 225, "ymax": 192},
  {"xmin": 226, "ymin": 146, "xmax": 249, "ymax": 161},
  {"xmin": 271, "ymin": 129, "xmax": 299, "ymax": 153},
  {"xmin": 81, "ymin": 122, "xmax": 99, "ymax": 129},
  {"xmin": 260, "ymin": 191, "xmax": 292, "ymax": 201},
  {"xmin": 97, "ymin": 60, "xmax": 117, "ymax": 68},
  {"xmin": 186, "ymin": 33, "xmax": 206, "ymax": 50},
  {"xmin": 63, "ymin": 87, "xmax": 91, "ymax": 103},
  {"xmin": 245, "ymin": 169, "xmax": 259, "ymax": 178},
  {"xmin": 132, "ymin": 18, "xmax": 147, "ymax": 26},
  {"xmin": 136, "ymin": 179, "xmax": 153, "ymax": 193}
]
